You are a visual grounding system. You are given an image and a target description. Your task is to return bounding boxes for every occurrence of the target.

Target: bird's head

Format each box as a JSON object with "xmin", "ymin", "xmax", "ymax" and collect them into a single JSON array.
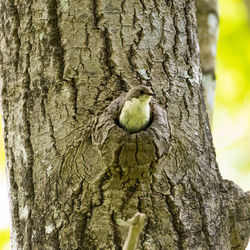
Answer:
[{"xmin": 126, "ymin": 85, "xmax": 155, "ymax": 102}]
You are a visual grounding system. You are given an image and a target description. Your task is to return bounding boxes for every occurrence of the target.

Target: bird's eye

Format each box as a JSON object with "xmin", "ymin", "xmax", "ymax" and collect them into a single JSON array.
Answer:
[{"xmin": 140, "ymin": 90, "xmax": 144, "ymax": 95}]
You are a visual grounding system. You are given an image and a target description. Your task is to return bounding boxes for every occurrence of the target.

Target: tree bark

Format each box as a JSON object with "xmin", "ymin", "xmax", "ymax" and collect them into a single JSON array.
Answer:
[{"xmin": 0, "ymin": 0, "xmax": 249, "ymax": 249}]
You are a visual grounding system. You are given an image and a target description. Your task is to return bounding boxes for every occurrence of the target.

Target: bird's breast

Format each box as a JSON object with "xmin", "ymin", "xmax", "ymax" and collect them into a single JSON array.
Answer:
[{"xmin": 119, "ymin": 98, "xmax": 151, "ymax": 133}]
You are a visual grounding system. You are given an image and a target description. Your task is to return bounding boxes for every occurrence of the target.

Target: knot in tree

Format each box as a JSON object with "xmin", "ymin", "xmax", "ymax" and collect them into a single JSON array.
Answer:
[{"xmin": 92, "ymin": 86, "xmax": 170, "ymax": 187}]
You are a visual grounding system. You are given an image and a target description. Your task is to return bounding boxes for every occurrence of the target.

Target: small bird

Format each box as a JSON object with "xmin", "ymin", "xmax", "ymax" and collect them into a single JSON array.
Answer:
[{"xmin": 119, "ymin": 85, "xmax": 155, "ymax": 133}]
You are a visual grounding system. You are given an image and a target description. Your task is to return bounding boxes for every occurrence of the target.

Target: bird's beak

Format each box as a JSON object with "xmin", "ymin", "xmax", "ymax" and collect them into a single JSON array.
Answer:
[{"xmin": 147, "ymin": 91, "xmax": 156, "ymax": 96}]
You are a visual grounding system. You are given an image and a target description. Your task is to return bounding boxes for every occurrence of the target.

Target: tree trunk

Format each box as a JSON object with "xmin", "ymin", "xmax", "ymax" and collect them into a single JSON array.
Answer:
[
  {"xmin": 196, "ymin": 0, "xmax": 218, "ymax": 124},
  {"xmin": 0, "ymin": 0, "xmax": 249, "ymax": 249},
  {"xmin": 244, "ymin": 0, "xmax": 250, "ymax": 25}
]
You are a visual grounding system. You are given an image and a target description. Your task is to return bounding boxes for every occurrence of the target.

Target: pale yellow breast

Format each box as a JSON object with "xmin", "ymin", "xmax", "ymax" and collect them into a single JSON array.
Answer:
[{"xmin": 119, "ymin": 96, "xmax": 151, "ymax": 133}]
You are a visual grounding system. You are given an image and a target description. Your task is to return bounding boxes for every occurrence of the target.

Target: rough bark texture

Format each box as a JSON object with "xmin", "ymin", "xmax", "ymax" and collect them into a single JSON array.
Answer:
[
  {"xmin": 0, "ymin": 0, "xmax": 249, "ymax": 249},
  {"xmin": 196, "ymin": 0, "xmax": 218, "ymax": 124}
]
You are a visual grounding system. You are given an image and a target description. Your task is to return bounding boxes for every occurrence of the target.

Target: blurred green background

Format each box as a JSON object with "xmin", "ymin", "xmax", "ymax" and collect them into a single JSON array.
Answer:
[
  {"xmin": 214, "ymin": 0, "xmax": 250, "ymax": 192},
  {"xmin": 0, "ymin": 0, "xmax": 250, "ymax": 248}
]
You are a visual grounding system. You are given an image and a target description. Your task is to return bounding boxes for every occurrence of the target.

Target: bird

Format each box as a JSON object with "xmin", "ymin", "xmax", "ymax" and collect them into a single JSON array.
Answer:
[{"xmin": 118, "ymin": 85, "xmax": 155, "ymax": 133}]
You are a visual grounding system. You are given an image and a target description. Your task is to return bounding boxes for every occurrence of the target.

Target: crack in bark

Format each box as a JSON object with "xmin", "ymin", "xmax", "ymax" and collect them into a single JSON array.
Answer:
[
  {"xmin": 71, "ymin": 78, "xmax": 78, "ymax": 121},
  {"xmin": 58, "ymin": 154, "xmax": 66, "ymax": 179},
  {"xmin": 137, "ymin": 196, "xmax": 142, "ymax": 212},
  {"xmin": 161, "ymin": 88, "xmax": 170, "ymax": 109},
  {"xmin": 92, "ymin": 0, "xmax": 101, "ymax": 29},
  {"xmin": 163, "ymin": 171, "xmax": 188, "ymax": 249},
  {"xmin": 146, "ymin": 49, "xmax": 153, "ymax": 71},
  {"xmin": 78, "ymin": 213, "xmax": 89, "ymax": 249},
  {"xmin": 94, "ymin": 171, "xmax": 111, "ymax": 208},
  {"xmin": 183, "ymin": 93, "xmax": 190, "ymax": 119},
  {"xmin": 153, "ymin": 0, "xmax": 160, "ymax": 15},
  {"xmin": 140, "ymin": 215, "xmax": 150, "ymax": 246},
  {"xmin": 121, "ymin": 0, "xmax": 126, "ymax": 13},
  {"xmin": 9, "ymin": 148, "xmax": 23, "ymax": 247},
  {"xmin": 127, "ymin": 44, "xmax": 137, "ymax": 73},
  {"xmin": 119, "ymin": 0, "xmax": 126, "ymax": 48},
  {"xmin": 190, "ymin": 181, "xmax": 212, "ymax": 248},
  {"xmin": 135, "ymin": 135, "xmax": 140, "ymax": 165},
  {"xmin": 139, "ymin": 0, "xmax": 146, "ymax": 12},
  {"xmin": 47, "ymin": 113, "xmax": 60, "ymax": 155},
  {"xmin": 116, "ymin": 73, "xmax": 129, "ymax": 91},
  {"xmin": 197, "ymin": 93, "xmax": 207, "ymax": 152},
  {"xmin": 158, "ymin": 14, "xmax": 166, "ymax": 46},
  {"xmin": 184, "ymin": 0, "xmax": 195, "ymax": 80},
  {"xmin": 185, "ymin": 78, "xmax": 194, "ymax": 98},
  {"xmin": 70, "ymin": 180, "xmax": 90, "ymax": 249},
  {"xmin": 172, "ymin": 12, "xmax": 180, "ymax": 60},
  {"xmin": 135, "ymin": 25, "xmax": 144, "ymax": 47},
  {"xmin": 178, "ymin": 107, "xmax": 184, "ymax": 125},
  {"xmin": 150, "ymin": 129, "xmax": 162, "ymax": 159},
  {"xmin": 149, "ymin": 11, "xmax": 155, "ymax": 33},
  {"xmin": 22, "ymin": 116, "xmax": 35, "ymax": 250},
  {"xmin": 165, "ymin": 0, "xmax": 173, "ymax": 8},
  {"xmin": 84, "ymin": 23, "xmax": 90, "ymax": 51},
  {"xmin": 132, "ymin": 7, "xmax": 138, "ymax": 28},
  {"xmin": 71, "ymin": 143, "xmax": 84, "ymax": 179},
  {"xmin": 40, "ymin": 97, "xmax": 46, "ymax": 120},
  {"xmin": 52, "ymin": 229, "xmax": 61, "ymax": 249},
  {"xmin": 119, "ymin": 13, "xmax": 125, "ymax": 47},
  {"xmin": 90, "ymin": 87, "xmax": 103, "ymax": 115},
  {"xmin": 161, "ymin": 53, "xmax": 171, "ymax": 83},
  {"xmin": 47, "ymin": 0, "xmax": 65, "ymax": 80},
  {"xmin": 111, "ymin": 211, "xmax": 122, "ymax": 249},
  {"xmin": 112, "ymin": 144, "xmax": 124, "ymax": 180},
  {"xmin": 157, "ymin": 13, "xmax": 173, "ymax": 93},
  {"xmin": 103, "ymin": 27, "xmax": 115, "ymax": 76},
  {"xmin": 8, "ymin": 0, "xmax": 21, "ymax": 74}
]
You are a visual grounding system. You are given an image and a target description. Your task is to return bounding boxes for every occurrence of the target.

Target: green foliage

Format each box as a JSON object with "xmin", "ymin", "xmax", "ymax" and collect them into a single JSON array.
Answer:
[
  {"xmin": 214, "ymin": 0, "xmax": 250, "ymax": 190},
  {"xmin": 0, "ymin": 229, "xmax": 10, "ymax": 250}
]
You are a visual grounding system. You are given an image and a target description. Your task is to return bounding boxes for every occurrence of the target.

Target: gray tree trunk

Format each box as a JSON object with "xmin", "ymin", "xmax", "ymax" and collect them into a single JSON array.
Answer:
[
  {"xmin": 244, "ymin": 0, "xmax": 250, "ymax": 24},
  {"xmin": 0, "ymin": 0, "xmax": 249, "ymax": 249},
  {"xmin": 196, "ymin": 0, "xmax": 218, "ymax": 124}
]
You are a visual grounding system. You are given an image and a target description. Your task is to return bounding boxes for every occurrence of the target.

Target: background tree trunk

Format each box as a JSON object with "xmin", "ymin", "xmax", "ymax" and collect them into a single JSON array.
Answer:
[
  {"xmin": 0, "ymin": 0, "xmax": 249, "ymax": 249},
  {"xmin": 196, "ymin": 0, "xmax": 218, "ymax": 124},
  {"xmin": 244, "ymin": 0, "xmax": 250, "ymax": 25}
]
